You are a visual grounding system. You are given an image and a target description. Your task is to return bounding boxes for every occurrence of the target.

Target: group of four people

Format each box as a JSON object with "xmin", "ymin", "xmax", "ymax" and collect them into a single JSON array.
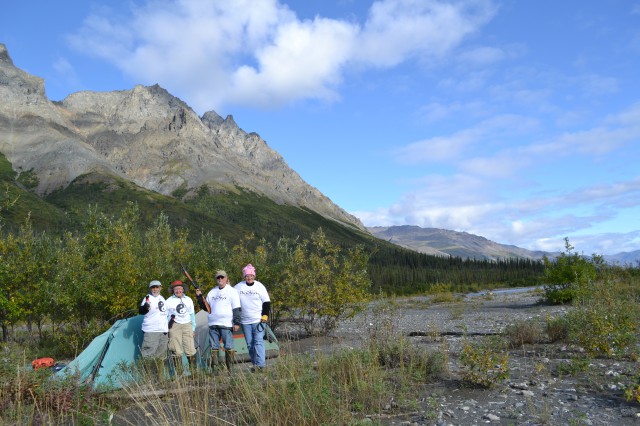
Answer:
[{"xmin": 138, "ymin": 263, "xmax": 271, "ymax": 375}]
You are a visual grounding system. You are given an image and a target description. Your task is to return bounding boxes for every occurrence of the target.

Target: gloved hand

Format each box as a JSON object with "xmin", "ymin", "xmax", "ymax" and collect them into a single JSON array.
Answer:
[{"xmin": 261, "ymin": 315, "xmax": 268, "ymax": 322}]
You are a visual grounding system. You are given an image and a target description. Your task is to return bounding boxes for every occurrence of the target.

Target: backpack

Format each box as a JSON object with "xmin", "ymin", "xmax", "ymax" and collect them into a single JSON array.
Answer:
[{"xmin": 31, "ymin": 357, "xmax": 55, "ymax": 370}]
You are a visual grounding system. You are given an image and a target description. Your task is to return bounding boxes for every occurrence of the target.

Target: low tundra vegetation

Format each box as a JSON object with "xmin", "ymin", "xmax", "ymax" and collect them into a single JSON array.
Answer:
[
  {"xmin": 543, "ymin": 239, "xmax": 640, "ymax": 358},
  {"xmin": 459, "ymin": 336, "xmax": 510, "ymax": 388},
  {"xmin": 0, "ymin": 325, "xmax": 450, "ymax": 425}
]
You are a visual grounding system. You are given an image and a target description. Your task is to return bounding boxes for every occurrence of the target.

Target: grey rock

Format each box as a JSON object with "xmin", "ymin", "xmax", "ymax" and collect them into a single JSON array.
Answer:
[{"xmin": 482, "ymin": 413, "xmax": 500, "ymax": 421}]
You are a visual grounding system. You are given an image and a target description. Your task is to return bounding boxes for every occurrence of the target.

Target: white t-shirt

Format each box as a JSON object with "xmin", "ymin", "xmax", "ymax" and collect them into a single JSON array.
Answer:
[
  {"xmin": 206, "ymin": 284, "xmax": 241, "ymax": 328},
  {"xmin": 234, "ymin": 280, "xmax": 270, "ymax": 324},
  {"xmin": 165, "ymin": 295, "xmax": 195, "ymax": 327},
  {"xmin": 140, "ymin": 294, "xmax": 169, "ymax": 333}
]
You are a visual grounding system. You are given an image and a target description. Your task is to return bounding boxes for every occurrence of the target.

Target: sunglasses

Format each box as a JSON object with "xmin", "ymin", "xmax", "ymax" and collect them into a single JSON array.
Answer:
[{"xmin": 216, "ymin": 276, "xmax": 226, "ymax": 280}]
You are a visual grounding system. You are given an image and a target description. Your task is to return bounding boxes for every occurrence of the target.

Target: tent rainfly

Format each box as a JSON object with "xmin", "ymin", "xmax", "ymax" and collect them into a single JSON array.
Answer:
[{"xmin": 56, "ymin": 310, "xmax": 279, "ymax": 389}]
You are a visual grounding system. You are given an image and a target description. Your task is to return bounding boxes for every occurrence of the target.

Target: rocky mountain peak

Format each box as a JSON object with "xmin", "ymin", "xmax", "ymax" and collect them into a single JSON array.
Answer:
[
  {"xmin": 0, "ymin": 43, "xmax": 48, "ymax": 108},
  {"xmin": 201, "ymin": 110, "xmax": 225, "ymax": 127},
  {"xmin": 0, "ymin": 44, "xmax": 12, "ymax": 64},
  {"xmin": 0, "ymin": 44, "xmax": 364, "ymax": 231}
]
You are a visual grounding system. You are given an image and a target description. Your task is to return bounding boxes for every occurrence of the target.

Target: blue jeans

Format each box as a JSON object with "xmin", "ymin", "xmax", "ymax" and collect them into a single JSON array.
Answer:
[
  {"xmin": 242, "ymin": 322, "xmax": 266, "ymax": 367},
  {"xmin": 209, "ymin": 326, "xmax": 234, "ymax": 351}
]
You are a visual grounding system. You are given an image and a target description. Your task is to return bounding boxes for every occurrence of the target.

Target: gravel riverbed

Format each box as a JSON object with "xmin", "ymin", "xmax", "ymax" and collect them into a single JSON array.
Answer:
[{"xmin": 281, "ymin": 288, "xmax": 640, "ymax": 425}]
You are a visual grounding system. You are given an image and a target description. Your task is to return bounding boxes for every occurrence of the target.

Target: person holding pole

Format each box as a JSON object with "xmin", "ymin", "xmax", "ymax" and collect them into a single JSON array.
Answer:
[{"xmin": 196, "ymin": 270, "xmax": 241, "ymax": 372}]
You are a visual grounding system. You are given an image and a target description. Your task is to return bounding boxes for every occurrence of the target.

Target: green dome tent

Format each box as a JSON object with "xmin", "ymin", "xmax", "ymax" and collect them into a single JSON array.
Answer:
[{"xmin": 56, "ymin": 310, "xmax": 279, "ymax": 390}]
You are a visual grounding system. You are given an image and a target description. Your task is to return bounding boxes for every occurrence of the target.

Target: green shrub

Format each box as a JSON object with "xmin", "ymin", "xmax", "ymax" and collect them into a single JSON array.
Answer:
[
  {"xmin": 373, "ymin": 337, "xmax": 448, "ymax": 382},
  {"xmin": 625, "ymin": 378, "xmax": 640, "ymax": 404},
  {"xmin": 555, "ymin": 356, "xmax": 591, "ymax": 376},
  {"xmin": 459, "ymin": 337, "xmax": 509, "ymax": 388},
  {"xmin": 16, "ymin": 169, "xmax": 39, "ymax": 190},
  {"xmin": 545, "ymin": 315, "xmax": 571, "ymax": 343},
  {"xmin": 561, "ymin": 279, "xmax": 640, "ymax": 357},
  {"xmin": 429, "ymin": 292, "xmax": 457, "ymax": 304},
  {"xmin": 542, "ymin": 238, "xmax": 597, "ymax": 304},
  {"xmin": 565, "ymin": 302, "xmax": 637, "ymax": 356}
]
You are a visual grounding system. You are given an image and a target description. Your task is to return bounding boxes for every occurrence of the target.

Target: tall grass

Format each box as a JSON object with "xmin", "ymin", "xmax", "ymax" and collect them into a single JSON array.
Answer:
[
  {"xmin": 1, "ymin": 329, "xmax": 449, "ymax": 425},
  {"xmin": 112, "ymin": 337, "xmax": 448, "ymax": 425},
  {"xmin": 0, "ymin": 345, "xmax": 102, "ymax": 425}
]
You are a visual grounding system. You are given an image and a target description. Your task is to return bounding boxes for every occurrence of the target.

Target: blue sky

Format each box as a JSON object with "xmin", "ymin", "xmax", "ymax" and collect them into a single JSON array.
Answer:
[{"xmin": 2, "ymin": 0, "xmax": 640, "ymax": 256}]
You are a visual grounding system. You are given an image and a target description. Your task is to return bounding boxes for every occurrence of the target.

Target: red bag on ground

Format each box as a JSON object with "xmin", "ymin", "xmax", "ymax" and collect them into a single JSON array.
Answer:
[{"xmin": 31, "ymin": 357, "xmax": 55, "ymax": 370}]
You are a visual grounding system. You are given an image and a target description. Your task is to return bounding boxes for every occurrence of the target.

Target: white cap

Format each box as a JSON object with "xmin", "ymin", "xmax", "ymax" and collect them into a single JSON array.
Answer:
[{"xmin": 149, "ymin": 280, "xmax": 162, "ymax": 288}]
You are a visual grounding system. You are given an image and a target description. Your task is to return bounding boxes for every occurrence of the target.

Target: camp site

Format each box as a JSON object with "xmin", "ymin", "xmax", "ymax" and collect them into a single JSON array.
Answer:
[{"xmin": 55, "ymin": 310, "xmax": 280, "ymax": 390}]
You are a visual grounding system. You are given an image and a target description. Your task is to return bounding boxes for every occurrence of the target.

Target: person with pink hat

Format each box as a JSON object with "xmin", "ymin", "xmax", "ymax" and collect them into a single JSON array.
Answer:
[{"xmin": 234, "ymin": 263, "xmax": 271, "ymax": 371}]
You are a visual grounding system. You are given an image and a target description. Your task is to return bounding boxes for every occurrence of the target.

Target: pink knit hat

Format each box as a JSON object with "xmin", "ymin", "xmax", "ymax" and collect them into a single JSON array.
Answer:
[{"xmin": 242, "ymin": 263, "xmax": 256, "ymax": 277}]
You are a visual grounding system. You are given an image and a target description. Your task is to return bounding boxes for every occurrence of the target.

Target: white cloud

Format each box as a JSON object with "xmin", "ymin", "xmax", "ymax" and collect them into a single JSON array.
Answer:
[
  {"xmin": 66, "ymin": 0, "xmax": 497, "ymax": 112},
  {"xmin": 52, "ymin": 57, "xmax": 78, "ymax": 83},
  {"xmin": 358, "ymin": 174, "xmax": 640, "ymax": 254},
  {"xmin": 418, "ymin": 100, "xmax": 488, "ymax": 123},
  {"xmin": 578, "ymin": 73, "xmax": 618, "ymax": 95},
  {"xmin": 457, "ymin": 45, "xmax": 505, "ymax": 66},
  {"xmin": 364, "ymin": 100, "xmax": 640, "ymax": 253},
  {"xmin": 605, "ymin": 101, "xmax": 640, "ymax": 126},
  {"xmin": 355, "ymin": 0, "xmax": 496, "ymax": 67},
  {"xmin": 227, "ymin": 17, "xmax": 358, "ymax": 106},
  {"xmin": 393, "ymin": 134, "xmax": 474, "ymax": 163},
  {"xmin": 393, "ymin": 113, "xmax": 538, "ymax": 166}
]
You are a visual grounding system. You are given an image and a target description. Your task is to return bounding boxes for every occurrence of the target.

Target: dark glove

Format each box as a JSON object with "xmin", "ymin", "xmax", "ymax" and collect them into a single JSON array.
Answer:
[
  {"xmin": 138, "ymin": 302, "xmax": 150, "ymax": 315},
  {"xmin": 168, "ymin": 315, "xmax": 175, "ymax": 329}
]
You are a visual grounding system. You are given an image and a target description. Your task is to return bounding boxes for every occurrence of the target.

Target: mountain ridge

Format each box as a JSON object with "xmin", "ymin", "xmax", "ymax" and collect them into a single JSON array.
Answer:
[
  {"xmin": 0, "ymin": 43, "xmax": 363, "ymax": 232},
  {"xmin": 368, "ymin": 225, "xmax": 640, "ymax": 264},
  {"xmin": 368, "ymin": 225, "xmax": 553, "ymax": 261}
]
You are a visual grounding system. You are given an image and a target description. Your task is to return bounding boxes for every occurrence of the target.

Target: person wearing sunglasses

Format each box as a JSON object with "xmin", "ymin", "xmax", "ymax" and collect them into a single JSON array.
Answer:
[{"xmin": 196, "ymin": 270, "xmax": 241, "ymax": 372}]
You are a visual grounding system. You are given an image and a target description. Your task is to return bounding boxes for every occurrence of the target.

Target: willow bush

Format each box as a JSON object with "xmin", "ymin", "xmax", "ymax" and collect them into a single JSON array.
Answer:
[{"xmin": 0, "ymin": 204, "xmax": 371, "ymax": 345}]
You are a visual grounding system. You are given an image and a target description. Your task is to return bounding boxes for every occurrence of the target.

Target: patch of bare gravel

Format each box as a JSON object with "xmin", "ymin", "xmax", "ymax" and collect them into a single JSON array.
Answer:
[{"xmin": 279, "ymin": 288, "xmax": 640, "ymax": 425}]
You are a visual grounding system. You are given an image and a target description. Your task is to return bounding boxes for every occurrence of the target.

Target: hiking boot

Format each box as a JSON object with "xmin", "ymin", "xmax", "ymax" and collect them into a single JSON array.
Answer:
[
  {"xmin": 210, "ymin": 349, "xmax": 220, "ymax": 372},
  {"xmin": 187, "ymin": 355, "xmax": 197, "ymax": 374},
  {"xmin": 225, "ymin": 349, "xmax": 235, "ymax": 371}
]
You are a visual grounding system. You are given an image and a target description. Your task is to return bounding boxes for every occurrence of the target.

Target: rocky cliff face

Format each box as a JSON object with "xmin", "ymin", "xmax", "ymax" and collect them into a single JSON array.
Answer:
[{"xmin": 0, "ymin": 44, "xmax": 364, "ymax": 231}]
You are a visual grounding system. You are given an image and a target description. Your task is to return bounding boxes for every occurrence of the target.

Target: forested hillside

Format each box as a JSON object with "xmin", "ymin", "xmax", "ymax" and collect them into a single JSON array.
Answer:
[{"xmin": 1, "ymin": 153, "xmax": 545, "ymax": 299}]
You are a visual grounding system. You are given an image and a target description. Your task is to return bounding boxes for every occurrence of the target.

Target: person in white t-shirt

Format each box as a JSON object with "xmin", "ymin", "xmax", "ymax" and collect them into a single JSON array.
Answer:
[
  {"xmin": 234, "ymin": 264, "xmax": 270, "ymax": 371},
  {"xmin": 139, "ymin": 280, "xmax": 168, "ymax": 378},
  {"xmin": 165, "ymin": 280, "xmax": 197, "ymax": 374},
  {"xmin": 196, "ymin": 270, "xmax": 241, "ymax": 371}
]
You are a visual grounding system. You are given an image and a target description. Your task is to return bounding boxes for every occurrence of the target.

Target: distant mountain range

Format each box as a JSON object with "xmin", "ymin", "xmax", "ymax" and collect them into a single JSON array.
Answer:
[
  {"xmin": 368, "ymin": 225, "xmax": 553, "ymax": 261},
  {"xmin": 368, "ymin": 225, "xmax": 640, "ymax": 265},
  {"xmin": 603, "ymin": 251, "xmax": 640, "ymax": 266}
]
